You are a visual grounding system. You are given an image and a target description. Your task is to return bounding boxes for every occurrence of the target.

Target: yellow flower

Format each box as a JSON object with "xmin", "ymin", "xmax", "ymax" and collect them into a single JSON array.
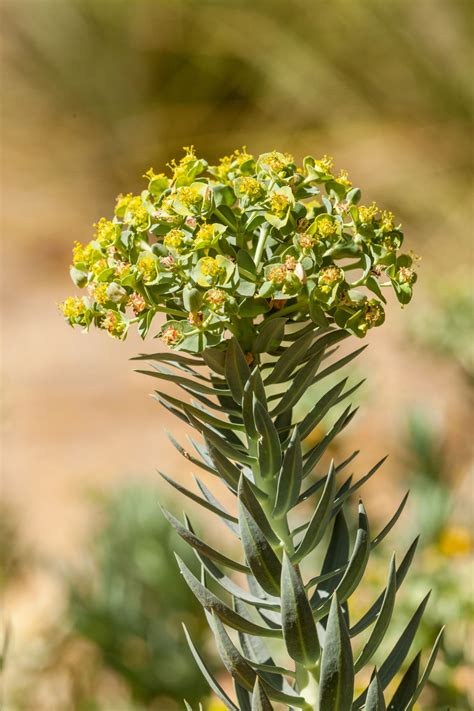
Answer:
[
  {"xmin": 315, "ymin": 155, "xmax": 334, "ymax": 172},
  {"xmin": 177, "ymin": 186, "xmax": 201, "ymax": 208},
  {"xmin": 238, "ymin": 176, "xmax": 262, "ymax": 199},
  {"xmin": 438, "ymin": 526, "xmax": 471, "ymax": 557},
  {"xmin": 94, "ymin": 218, "xmax": 116, "ymax": 246},
  {"xmin": 164, "ymin": 228, "xmax": 185, "ymax": 250},
  {"xmin": 93, "ymin": 283, "xmax": 108, "ymax": 305},
  {"xmin": 336, "ymin": 169, "xmax": 352, "ymax": 188},
  {"xmin": 196, "ymin": 223, "xmax": 214, "ymax": 242},
  {"xmin": 263, "ymin": 150, "xmax": 294, "ymax": 173},
  {"xmin": 200, "ymin": 257, "xmax": 222, "ymax": 278},
  {"xmin": 136, "ymin": 254, "xmax": 157, "ymax": 282},
  {"xmin": 60, "ymin": 297, "xmax": 86, "ymax": 319},
  {"xmin": 269, "ymin": 193, "xmax": 289, "ymax": 217},
  {"xmin": 319, "ymin": 265, "xmax": 343, "ymax": 286},
  {"xmin": 72, "ymin": 241, "xmax": 95, "ymax": 267},
  {"xmin": 358, "ymin": 202, "xmax": 380, "ymax": 224},
  {"xmin": 381, "ymin": 210, "xmax": 396, "ymax": 232},
  {"xmin": 317, "ymin": 216, "xmax": 338, "ymax": 238}
]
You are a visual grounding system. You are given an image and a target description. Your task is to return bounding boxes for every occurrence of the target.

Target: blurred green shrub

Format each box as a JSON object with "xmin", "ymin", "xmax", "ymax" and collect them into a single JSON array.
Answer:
[
  {"xmin": 66, "ymin": 484, "xmax": 210, "ymax": 709},
  {"xmin": 410, "ymin": 277, "xmax": 474, "ymax": 383}
]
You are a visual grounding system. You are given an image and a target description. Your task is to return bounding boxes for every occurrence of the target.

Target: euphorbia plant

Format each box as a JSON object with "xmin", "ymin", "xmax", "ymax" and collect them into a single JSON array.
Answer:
[{"xmin": 61, "ymin": 148, "xmax": 442, "ymax": 709}]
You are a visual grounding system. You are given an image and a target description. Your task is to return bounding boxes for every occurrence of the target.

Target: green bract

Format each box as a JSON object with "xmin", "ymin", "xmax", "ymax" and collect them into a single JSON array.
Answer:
[{"xmin": 60, "ymin": 148, "xmax": 417, "ymax": 351}]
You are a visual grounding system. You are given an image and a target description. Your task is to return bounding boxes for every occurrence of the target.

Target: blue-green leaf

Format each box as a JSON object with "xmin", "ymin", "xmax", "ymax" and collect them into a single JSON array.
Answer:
[
  {"xmin": 273, "ymin": 427, "xmax": 302, "ymax": 517},
  {"xmin": 226, "ymin": 337, "xmax": 252, "ymax": 405},
  {"xmin": 318, "ymin": 594, "xmax": 354, "ymax": 711},
  {"xmin": 281, "ymin": 552, "xmax": 320, "ymax": 666},
  {"xmin": 292, "ymin": 462, "xmax": 336, "ymax": 563},
  {"xmin": 182, "ymin": 624, "xmax": 238, "ymax": 711},
  {"xmin": 239, "ymin": 495, "xmax": 282, "ymax": 596},
  {"xmin": 365, "ymin": 671, "xmax": 387, "ymax": 711}
]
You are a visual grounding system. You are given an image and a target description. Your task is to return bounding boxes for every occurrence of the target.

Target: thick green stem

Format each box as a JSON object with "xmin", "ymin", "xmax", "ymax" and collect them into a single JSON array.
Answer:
[{"xmin": 254, "ymin": 222, "xmax": 270, "ymax": 268}]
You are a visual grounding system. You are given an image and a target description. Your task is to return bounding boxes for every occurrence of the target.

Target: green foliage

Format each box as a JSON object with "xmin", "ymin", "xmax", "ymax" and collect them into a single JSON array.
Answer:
[
  {"xmin": 60, "ymin": 149, "xmax": 416, "ymax": 349},
  {"xmin": 135, "ymin": 330, "xmax": 439, "ymax": 709},
  {"xmin": 67, "ymin": 485, "xmax": 210, "ymax": 707}
]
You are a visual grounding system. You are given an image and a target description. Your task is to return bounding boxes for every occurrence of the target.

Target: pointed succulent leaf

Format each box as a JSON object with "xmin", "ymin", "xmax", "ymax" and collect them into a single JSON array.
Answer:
[
  {"xmin": 177, "ymin": 558, "xmax": 282, "ymax": 638},
  {"xmin": 235, "ymin": 682, "xmax": 252, "ymax": 711},
  {"xmin": 408, "ymin": 627, "xmax": 444, "ymax": 707},
  {"xmin": 353, "ymin": 593, "xmax": 431, "ymax": 708},
  {"xmin": 226, "ymin": 337, "xmax": 252, "ymax": 405},
  {"xmin": 158, "ymin": 471, "xmax": 238, "ymax": 526},
  {"xmin": 254, "ymin": 317, "xmax": 287, "ymax": 354},
  {"xmin": 161, "ymin": 508, "xmax": 248, "ymax": 573},
  {"xmin": 265, "ymin": 331, "xmax": 315, "ymax": 384},
  {"xmin": 371, "ymin": 492, "xmax": 410, "ymax": 549},
  {"xmin": 303, "ymin": 407, "xmax": 357, "ymax": 477},
  {"xmin": 251, "ymin": 678, "xmax": 274, "ymax": 711},
  {"xmin": 387, "ymin": 652, "xmax": 420, "ymax": 711},
  {"xmin": 209, "ymin": 612, "xmax": 258, "ymax": 691},
  {"xmin": 202, "ymin": 347, "xmax": 226, "ymax": 374},
  {"xmin": 297, "ymin": 450, "xmax": 359, "ymax": 505},
  {"xmin": 238, "ymin": 496, "xmax": 282, "ymax": 596},
  {"xmin": 333, "ymin": 502, "xmax": 370, "ymax": 603},
  {"xmin": 332, "ymin": 457, "xmax": 387, "ymax": 512},
  {"xmin": 136, "ymin": 368, "xmax": 231, "ymax": 397},
  {"xmin": 354, "ymin": 555, "xmax": 397, "ymax": 671},
  {"xmin": 350, "ymin": 538, "xmax": 419, "ymax": 636},
  {"xmin": 281, "ymin": 552, "xmax": 320, "ymax": 666},
  {"xmin": 193, "ymin": 477, "xmax": 240, "ymax": 535},
  {"xmin": 165, "ymin": 431, "xmax": 217, "ymax": 475},
  {"xmin": 311, "ymin": 508, "xmax": 350, "ymax": 608},
  {"xmin": 297, "ymin": 378, "xmax": 348, "ymax": 441},
  {"xmin": 182, "ymin": 624, "xmax": 239, "ymax": 711},
  {"xmin": 207, "ymin": 444, "xmax": 241, "ymax": 489},
  {"xmin": 253, "ymin": 401, "xmax": 282, "ymax": 478},
  {"xmin": 273, "ymin": 427, "xmax": 303, "ymax": 517},
  {"xmin": 187, "ymin": 412, "xmax": 255, "ymax": 466},
  {"xmin": 238, "ymin": 475, "xmax": 280, "ymax": 546},
  {"xmin": 365, "ymin": 671, "xmax": 387, "ymax": 711},
  {"xmin": 293, "ymin": 462, "xmax": 336, "ymax": 563},
  {"xmin": 196, "ymin": 553, "xmax": 280, "ymax": 610},
  {"xmin": 312, "ymin": 344, "xmax": 367, "ymax": 384},
  {"xmin": 271, "ymin": 354, "xmax": 323, "ymax": 417},
  {"xmin": 318, "ymin": 594, "xmax": 354, "ymax": 711}
]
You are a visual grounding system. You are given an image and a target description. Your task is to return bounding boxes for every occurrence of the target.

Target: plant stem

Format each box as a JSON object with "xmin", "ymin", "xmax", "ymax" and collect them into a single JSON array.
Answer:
[
  {"xmin": 254, "ymin": 222, "xmax": 270, "ymax": 268},
  {"xmin": 296, "ymin": 663, "xmax": 319, "ymax": 709}
]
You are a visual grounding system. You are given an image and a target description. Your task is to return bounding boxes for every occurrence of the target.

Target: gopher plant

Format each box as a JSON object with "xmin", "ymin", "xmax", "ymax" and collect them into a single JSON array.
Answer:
[{"xmin": 61, "ymin": 148, "xmax": 442, "ymax": 709}]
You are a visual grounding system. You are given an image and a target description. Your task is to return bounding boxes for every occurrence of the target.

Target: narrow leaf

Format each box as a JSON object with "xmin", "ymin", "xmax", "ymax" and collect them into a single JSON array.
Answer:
[
  {"xmin": 318, "ymin": 595, "xmax": 354, "ymax": 711},
  {"xmin": 177, "ymin": 558, "xmax": 281, "ymax": 638},
  {"xmin": 292, "ymin": 462, "xmax": 336, "ymax": 563},
  {"xmin": 298, "ymin": 378, "xmax": 348, "ymax": 441},
  {"xmin": 238, "ymin": 497, "xmax": 282, "ymax": 596},
  {"xmin": 265, "ymin": 331, "xmax": 315, "ymax": 384},
  {"xmin": 281, "ymin": 552, "xmax": 320, "ymax": 666},
  {"xmin": 182, "ymin": 624, "xmax": 238, "ymax": 711},
  {"xmin": 161, "ymin": 508, "xmax": 248, "ymax": 573},
  {"xmin": 408, "ymin": 627, "xmax": 444, "ymax": 707},
  {"xmin": 354, "ymin": 555, "xmax": 397, "ymax": 671},
  {"xmin": 254, "ymin": 401, "xmax": 282, "ymax": 478},
  {"xmin": 273, "ymin": 427, "xmax": 303, "ymax": 517},
  {"xmin": 387, "ymin": 653, "xmax": 420, "ymax": 711},
  {"xmin": 226, "ymin": 338, "xmax": 252, "ymax": 405},
  {"xmin": 251, "ymin": 678, "xmax": 273, "ymax": 711},
  {"xmin": 365, "ymin": 671, "xmax": 387, "ymax": 711}
]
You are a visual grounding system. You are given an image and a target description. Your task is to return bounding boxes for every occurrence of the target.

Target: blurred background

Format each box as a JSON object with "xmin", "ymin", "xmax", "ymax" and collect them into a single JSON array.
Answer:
[{"xmin": 1, "ymin": 0, "xmax": 473, "ymax": 709}]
